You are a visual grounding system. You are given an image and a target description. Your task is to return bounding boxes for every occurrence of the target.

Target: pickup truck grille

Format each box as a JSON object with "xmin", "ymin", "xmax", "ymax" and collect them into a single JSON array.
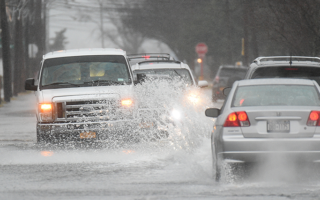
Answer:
[{"xmin": 55, "ymin": 99, "xmax": 133, "ymax": 122}]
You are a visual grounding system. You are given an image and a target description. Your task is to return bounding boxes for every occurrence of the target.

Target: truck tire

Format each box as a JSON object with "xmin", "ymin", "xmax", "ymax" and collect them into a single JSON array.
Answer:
[{"xmin": 36, "ymin": 125, "xmax": 49, "ymax": 144}]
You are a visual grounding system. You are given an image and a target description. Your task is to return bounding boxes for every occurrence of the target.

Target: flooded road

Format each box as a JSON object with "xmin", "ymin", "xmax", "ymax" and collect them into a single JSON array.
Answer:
[{"xmin": 1, "ymin": 93, "xmax": 320, "ymax": 199}]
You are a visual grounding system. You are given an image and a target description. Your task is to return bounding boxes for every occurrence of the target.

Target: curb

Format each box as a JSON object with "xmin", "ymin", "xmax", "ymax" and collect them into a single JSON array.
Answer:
[{"xmin": 0, "ymin": 91, "xmax": 32, "ymax": 108}]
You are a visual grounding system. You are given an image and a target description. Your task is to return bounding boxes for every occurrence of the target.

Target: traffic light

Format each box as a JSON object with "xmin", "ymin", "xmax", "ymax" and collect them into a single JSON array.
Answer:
[{"xmin": 197, "ymin": 58, "xmax": 202, "ymax": 63}]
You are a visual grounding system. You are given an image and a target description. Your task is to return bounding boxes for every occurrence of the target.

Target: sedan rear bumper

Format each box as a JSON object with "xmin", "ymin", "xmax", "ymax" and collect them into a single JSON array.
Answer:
[
  {"xmin": 219, "ymin": 151, "xmax": 320, "ymax": 163},
  {"xmin": 220, "ymin": 134, "xmax": 320, "ymax": 162}
]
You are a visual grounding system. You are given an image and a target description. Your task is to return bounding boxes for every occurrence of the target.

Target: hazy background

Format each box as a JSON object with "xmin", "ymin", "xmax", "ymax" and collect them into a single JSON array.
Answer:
[
  {"xmin": 1, "ymin": 0, "xmax": 320, "ymax": 101},
  {"xmin": 48, "ymin": 0, "xmax": 173, "ymax": 53}
]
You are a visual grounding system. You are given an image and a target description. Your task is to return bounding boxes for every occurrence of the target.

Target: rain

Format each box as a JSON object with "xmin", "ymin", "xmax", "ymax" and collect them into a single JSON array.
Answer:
[{"xmin": 1, "ymin": 0, "xmax": 320, "ymax": 199}]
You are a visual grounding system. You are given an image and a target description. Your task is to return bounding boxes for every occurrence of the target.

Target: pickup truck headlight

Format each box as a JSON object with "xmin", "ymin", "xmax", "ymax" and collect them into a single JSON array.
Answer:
[
  {"xmin": 121, "ymin": 99, "xmax": 133, "ymax": 107},
  {"xmin": 39, "ymin": 103, "xmax": 53, "ymax": 122},
  {"xmin": 188, "ymin": 94, "xmax": 200, "ymax": 104}
]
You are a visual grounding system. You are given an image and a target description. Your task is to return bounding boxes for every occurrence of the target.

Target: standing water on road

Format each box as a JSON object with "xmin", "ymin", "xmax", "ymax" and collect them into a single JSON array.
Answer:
[{"xmin": 1, "ymin": 90, "xmax": 320, "ymax": 199}]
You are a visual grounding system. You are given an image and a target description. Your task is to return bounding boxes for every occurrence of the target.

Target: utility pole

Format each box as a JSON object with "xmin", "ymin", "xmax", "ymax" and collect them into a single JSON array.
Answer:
[
  {"xmin": 225, "ymin": 0, "xmax": 233, "ymax": 64},
  {"xmin": 99, "ymin": 0, "xmax": 105, "ymax": 48},
  {"xmin": 42, "ymin": 0, "xmax": 47, "ymax": 53},
  {"xmin": 13, "ymin": 6, "xmax": 24, "ymax": 95},
  {"xmin": 242, "ymin": 0, "xmax": 249, "ymax": 66},
  {"xmin": 1, "ymin": 0, "xmax": 12, "ymax": 102},
  {"xmin": 35, "ymin": 0, "xmax": 44, "ymax": 62},
  {"xmin": 24, "ymin": 12, "xmax": 30, "ymax": 78},
  {"xmin": 248, "ymin": 2, "xmax": 259, "ymax": 59},
  {"xmin": 28, "ymin": 0, "xmax": 36, "ymax": 77}
]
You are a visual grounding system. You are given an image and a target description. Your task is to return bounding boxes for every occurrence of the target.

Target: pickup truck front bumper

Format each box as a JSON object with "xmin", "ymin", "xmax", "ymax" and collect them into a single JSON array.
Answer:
[{"xmin": 37, "ymin": 120, "xmax": 138, "ymax": 141}]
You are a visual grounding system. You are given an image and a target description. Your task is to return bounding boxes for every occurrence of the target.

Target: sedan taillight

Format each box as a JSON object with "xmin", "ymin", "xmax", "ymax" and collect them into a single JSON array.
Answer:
[
  {"xmin": 224, "ymin": 111, "xmax": 250, "ymax": 127},
  {"xmin": 307, "ymin": 111, "xmax": 320, "ymax": 126}
]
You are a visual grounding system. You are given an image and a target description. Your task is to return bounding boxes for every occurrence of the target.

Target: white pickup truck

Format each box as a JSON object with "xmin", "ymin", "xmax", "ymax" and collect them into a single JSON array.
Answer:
[{"xmin": 25, "ymin": 48, "xmax": 140, "ymax": 143}]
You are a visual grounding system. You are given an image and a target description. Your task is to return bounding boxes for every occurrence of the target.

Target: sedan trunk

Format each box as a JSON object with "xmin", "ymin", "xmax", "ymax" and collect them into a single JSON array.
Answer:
[{"xmin": 235, "ymin": 107, "xmax": 317, "ymax": 138}]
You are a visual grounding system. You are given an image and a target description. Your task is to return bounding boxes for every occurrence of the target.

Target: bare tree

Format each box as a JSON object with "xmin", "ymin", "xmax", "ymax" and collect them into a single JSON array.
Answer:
[
  {"xmin": 13, "ymin": 0, "xmax": 28, "ymax": 95},
  {"xmin": 104, "ymin": 2, "xmax": 145, "ymax": 53},
  {"xmin": 73, "ymin": 0, "xmax": 146, "ymax": 52},
  {"xmin": 257, "ymin": 0, "xmax": 320, "ymax": 56},
  {"xmin": 1, "ymin": 0, "xmax": 12, "ymax": 102}
]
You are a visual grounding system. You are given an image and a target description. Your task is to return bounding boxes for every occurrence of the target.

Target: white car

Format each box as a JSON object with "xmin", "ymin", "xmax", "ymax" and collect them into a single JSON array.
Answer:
[
  {"xmin": 127, "ymin": 53, "xmax": 171, "ymax": 66},
  {"xmin": 205, "ymin": 78, "xmax": 320, "ymax": 181},
  {"xmin": 132, "ymin": 59, "xmax": 208, "ymax": 140},
  {"xmin": 132, "ymin": 60, "xmax": 208, "ymax": 88},
  {"xmin": 25, "ymin": 48, "xmax": 139, "ymax": 143},
  {"xmin": 245, "ymin": 56, "xmax": 320, "ymax": 85}
]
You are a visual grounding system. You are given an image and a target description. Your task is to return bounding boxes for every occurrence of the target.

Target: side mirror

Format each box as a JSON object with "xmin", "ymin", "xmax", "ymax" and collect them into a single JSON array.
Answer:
[
  {"xmin": 198, "ymin": 80, "xmax": 208, "ymax": 88},
  {"xmin": 223, "ymin": 87, "xmax": 231, "ymax": 96},
  {"xmin": 25, "ymin": 78, "xmax": 37, "ymax": 91},
  {"xmin": 205, "ymin": 108, "xmax": 220, "ymax": 118},
  {"xmin": 134, "ymin": 73, "xmax": 147, "ymax": 85}
]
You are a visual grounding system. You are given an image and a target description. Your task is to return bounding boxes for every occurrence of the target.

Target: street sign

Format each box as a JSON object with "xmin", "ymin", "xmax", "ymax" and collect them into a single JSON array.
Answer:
[
  {"xmin": 195, "ymin": 43, "xmax": 208, "ymax": 58},
  {"xmin": 195, "ymin": 43, "xmax": 208, "ymax": 80}
]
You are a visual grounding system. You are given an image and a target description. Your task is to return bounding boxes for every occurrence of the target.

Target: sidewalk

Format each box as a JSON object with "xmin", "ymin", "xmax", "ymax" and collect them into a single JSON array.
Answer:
[{"xmin": 0, "ymin": 93, "xmax": 37, "ymax": 142}]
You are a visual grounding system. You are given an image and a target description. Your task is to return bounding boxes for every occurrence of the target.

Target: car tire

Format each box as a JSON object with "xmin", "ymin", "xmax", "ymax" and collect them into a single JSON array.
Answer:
[
  {"xmin": 36, "ymin": 125, "xmax": 42, "ymax": 143},
  {"xmin": 215, "ymin": 154, "xmax": 222, "ymax": 182},
  {"xmin": 36, "ymin": 128, "xmax": 46, "ymax": 144},
  {"xmin": 36, "ymin": 124, "xmax": 49, "ymax": 144},
  {"xmin": 211, "ymin": 134, "xmax": 222, "ymax": 182}
]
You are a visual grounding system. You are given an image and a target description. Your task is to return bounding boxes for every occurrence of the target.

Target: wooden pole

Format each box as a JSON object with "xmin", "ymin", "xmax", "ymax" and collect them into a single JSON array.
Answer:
[{"xmin": 0, "ymin": 0, "xmax": 12, "ymax": 102}]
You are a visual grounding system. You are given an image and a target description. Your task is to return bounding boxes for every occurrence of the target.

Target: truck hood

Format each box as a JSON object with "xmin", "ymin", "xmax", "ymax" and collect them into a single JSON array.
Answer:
[{"xmin": 38, "ymin": 85, "xmax": 133, "ymax": 103}]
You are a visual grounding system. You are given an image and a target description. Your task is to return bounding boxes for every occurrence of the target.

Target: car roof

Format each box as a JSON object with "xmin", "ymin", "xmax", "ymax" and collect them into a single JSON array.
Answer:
[
  {"xmin": 43, "ymin": 48, "xmax": 126, "ymax": 60},
  {"xmin": 132, "ymin": 60, "xmax": 191, "ymax": 71},
  {"xmin": 250, "ymin": 56, "xmax": 320, "ymax": 68},
  {"xmin": 219, "ymin": 65, "xmax": 248, "ymax": 69},
  {"xmin": 237, "ymin": 78, "xmax": 317, "ymax": 86}
]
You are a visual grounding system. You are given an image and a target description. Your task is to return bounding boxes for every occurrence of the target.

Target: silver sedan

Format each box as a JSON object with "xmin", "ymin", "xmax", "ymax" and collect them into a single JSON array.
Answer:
[{"xmin": 205, "ymin": 78, "xmax": 320, "ymax": 181}]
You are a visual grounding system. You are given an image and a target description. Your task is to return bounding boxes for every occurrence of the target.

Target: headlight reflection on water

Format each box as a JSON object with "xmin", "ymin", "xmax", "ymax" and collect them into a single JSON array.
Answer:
[
  {"xmin": 122, "ymin": 150, "xmax": 135, "ymax": 154},
  {"xmin": 41, "ymin": 151, "xmax": 54, "ymax": 157}
]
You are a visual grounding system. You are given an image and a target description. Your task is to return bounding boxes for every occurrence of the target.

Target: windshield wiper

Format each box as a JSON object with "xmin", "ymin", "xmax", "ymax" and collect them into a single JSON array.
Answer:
[
  {"xmin": 84, "ymin": 80, "xmax": 124, "ymax": 85},
  {"xmin": 173, "ymin": 70, "xmax": 183, "ymax": 78},
  {"xmin": 42, "ymin": 82, "xmax": 81, "ymax": 87}
]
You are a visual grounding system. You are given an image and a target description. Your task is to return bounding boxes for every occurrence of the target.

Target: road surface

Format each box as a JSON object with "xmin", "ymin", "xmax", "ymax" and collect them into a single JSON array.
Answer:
[{"xmin": 1, "ymin": 92, "xmax": 320, "ymax": 199}]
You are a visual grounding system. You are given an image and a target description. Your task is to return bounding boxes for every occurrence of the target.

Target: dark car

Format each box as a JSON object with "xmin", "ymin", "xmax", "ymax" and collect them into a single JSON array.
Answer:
[{"xmin": 212, "ymin": 65, "xmax": 247, "ymax": 101}]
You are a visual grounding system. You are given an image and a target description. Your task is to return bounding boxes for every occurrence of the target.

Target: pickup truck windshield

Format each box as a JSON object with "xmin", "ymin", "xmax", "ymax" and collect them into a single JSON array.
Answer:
[{"xmin": 41, "ymin": 55, "xmax": 131, "ymax": 89}]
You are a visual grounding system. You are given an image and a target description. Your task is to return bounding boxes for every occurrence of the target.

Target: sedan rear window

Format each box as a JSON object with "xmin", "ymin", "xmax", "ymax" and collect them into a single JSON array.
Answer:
[
  {"xmin": 232, "ymin": 85, "xmax": 320, "ymax": 107},
  {"xmin": 251, "ymin": 66, "xmax": 320, "ymax": 85},
  {"xmin": 220, "ymin": 68, "xmax": 247, "ymax": 78},
  {"xmin": 133, "ymin": 69, "xmax": 193, "ymax": 86}
]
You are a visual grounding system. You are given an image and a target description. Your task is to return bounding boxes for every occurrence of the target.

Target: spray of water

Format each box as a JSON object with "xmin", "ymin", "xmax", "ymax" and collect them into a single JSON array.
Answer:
[
  {"xmin": 133, "ymin": 79, "xmax": 213, "ymax": 152},
  {"xmin": 219, "ymin": 143, "xmax": 320, "ymax": 184}
]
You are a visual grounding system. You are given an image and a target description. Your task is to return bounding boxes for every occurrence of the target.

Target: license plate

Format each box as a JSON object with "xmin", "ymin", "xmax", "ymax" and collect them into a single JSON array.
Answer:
[
  {"xmin": 80, "ymin": 131, "xmax": 96, "ymax": 139},
  {"xmin": 267, "ymin": 120, "xmax": 290, "ymax": 132},
  {"xmin": 139, "ymin": 122, "xmax": 154, "ymax": 129}
]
